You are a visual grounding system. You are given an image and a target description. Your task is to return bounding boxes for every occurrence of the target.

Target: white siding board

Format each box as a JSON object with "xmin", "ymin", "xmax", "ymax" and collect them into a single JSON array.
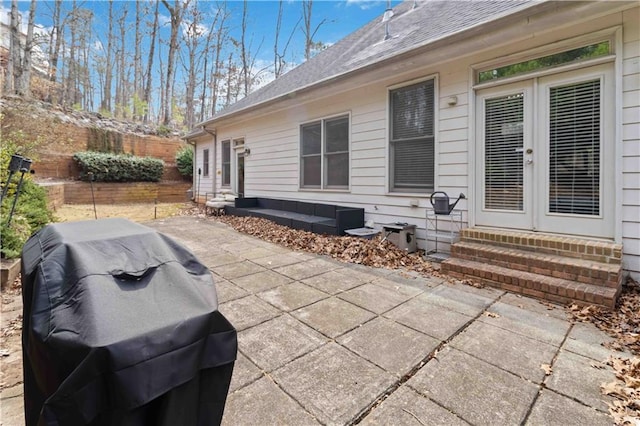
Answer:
[
  {"xmin": 440, "ymin": 116, "xmax": 468, "ymax": 132},
  {"xmin": 439, "ymin": 128, "xmax": 468, "ymax": 142},
  {"xmin": 439, "ymin": 152, "xmax": 469, "ymax": 164}
]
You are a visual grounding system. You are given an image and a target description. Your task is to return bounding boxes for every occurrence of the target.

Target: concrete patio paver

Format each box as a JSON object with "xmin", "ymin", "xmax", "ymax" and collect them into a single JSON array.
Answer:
[
  {"xmin": 292, "ymin": 297, "xmax": 376, "ymax": 339},
  {"xmin": 337, "ymin": 317, "xmax": 440, "ymax": 377},
  {"xmin": 301, "ymin": 268, "xmax": 371, "ymax": 294},
  {"xmin": 337, "ymin": 282, "xmax": 415, "ymax": 314},
  {"xmin": 477, "ymin": 300, "xmax": 571, "ymax": 346},
  {"xmin": 545, "ymin": 349, "xmax": 616, "ymax": 412},
  {"xmin": 272, "ymin": 342, "xmax": 395, "ymax": 425},
  {"xmin": 237, "ymin": 314, "xmax": 326, "ymax": 372},
  {"xmin": 230, "ymin": 270, "xmax": 293, "ymax": 293},
  {"xmin": 525, "ymin": 389, "xmax": 613, "ymax": 426},
  {"xmin": 384, "ymin": 294, "xmax": 475, "ymax": 341},
  {"xmin": 222, "ymin": 376, "xmax": 320, "ymax": 426},
  {"xmin": 360, "ymin": 385, "xmax": 469, "ymax": 426},
  {"xmin": 218, "ymin": 295, "xmax": 280, "ymax": 331},
  {"xmin": 1, "ymin": 216, "xmax": 625, "ymax": 426},
  {"xmin": 256, "ymin": 281, "xmax": 329, "ymax": 312},
  {"xmin": 450, "ymin": 320, "xmax": 558, "ymax": 383},
  {"xmin": 407, "ymin": 346, "xmax": 540, "ymax": 425}
]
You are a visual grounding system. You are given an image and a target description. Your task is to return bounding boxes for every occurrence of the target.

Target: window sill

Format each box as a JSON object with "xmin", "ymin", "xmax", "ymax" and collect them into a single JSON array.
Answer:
[{"xmin": 298, "ymin": 188, "xmax": 351, "ymax": 194}]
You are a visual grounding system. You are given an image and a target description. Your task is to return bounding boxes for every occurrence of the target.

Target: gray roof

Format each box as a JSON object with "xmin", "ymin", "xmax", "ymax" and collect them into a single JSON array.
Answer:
[{"xmin": 203, "ymin": 0, "xmax": 536, "ymax": 125}]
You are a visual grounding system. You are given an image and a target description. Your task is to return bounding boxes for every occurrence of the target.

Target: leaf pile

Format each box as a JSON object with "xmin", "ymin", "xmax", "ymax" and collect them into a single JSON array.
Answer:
[
  {"xmin": 214, "ymin": 215, "xmax": 437, "ymax": 276},
  {"xmin": 568, "ymin": 279, "xmax": 640, "ymax": 356},
  {"xmin": 602, "ymin": 356, "xmax": 640, "ymax": 425}
]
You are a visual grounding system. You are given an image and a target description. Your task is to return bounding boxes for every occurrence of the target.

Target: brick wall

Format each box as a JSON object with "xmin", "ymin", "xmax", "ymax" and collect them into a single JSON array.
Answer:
[
  {"xmin": 2, "ymin": 107, "xmax": 188, "ymax": 180},
  {"xmin": 61, "ymin": 182, "xmax": 192, "ymax": 204}
]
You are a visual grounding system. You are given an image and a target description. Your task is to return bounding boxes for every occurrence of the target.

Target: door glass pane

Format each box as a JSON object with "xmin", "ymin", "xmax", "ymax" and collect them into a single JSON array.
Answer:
[
  {"xmin": 484, "ymin": 93, "xmax": 524, "ymax": 211},
  {"xmin": 548, "ymin": 79, "xmax": 600, "ymax": 215}
]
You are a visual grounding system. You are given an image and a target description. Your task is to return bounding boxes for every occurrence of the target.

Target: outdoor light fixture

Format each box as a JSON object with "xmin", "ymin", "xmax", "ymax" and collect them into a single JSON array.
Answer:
[{"xmin": 243, "ymin": 147, "xmax": 251, "ymax": 156}]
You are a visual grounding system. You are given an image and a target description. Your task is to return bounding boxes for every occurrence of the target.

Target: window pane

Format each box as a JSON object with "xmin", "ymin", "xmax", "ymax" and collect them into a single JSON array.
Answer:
[
  {"xmin": 301, "ymin": 123, "xmax": 321, "ymax": 155},
  {"xmin": 478, "ymin": 41, "xmax": 610, "ymax": 83},
  {"xmin": 549, "ymin": 79, "xmax": 600, "ymax": 216},
  {"xmin": 325, "ymin": 116, "xmax": 349, "ymax": 153},
  {"xmin": 222, "ymin": 141, "xmax": 231, "ymax": 185},
  {"xmin": 391, "ymin": 80, "xmax": 434, "ymax": 140},
  {"xmin": 484, "ymin": 93, "xmax": 524, "ymax": 211},
  {"xmin": 325, "ymin": 153, "xmax": 349, "ymax": 187},
  {"xmin": 302, "ymin": 155, "xmax": 321, "ymax": 187},
  {"xmin": 203, "ymin": 149, "xmax": 209, "ymax": 176},
  {"xmin": 392, "ymin": 138, "xmax": 434, "ymax": 191}
]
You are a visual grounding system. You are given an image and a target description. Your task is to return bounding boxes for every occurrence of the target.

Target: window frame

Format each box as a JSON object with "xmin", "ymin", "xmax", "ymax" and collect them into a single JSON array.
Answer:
[
  {"xmin": 202, "ymin": 148, "xmax": 210, "ymax": 177},
  {"xmin": 388, "ymin": 76, "xmax": 437, "ymax": 194},
  {"xmin": 221, "ymin": 140, "xmax": 231, "ymax": 187},
  {"xmin": 299, "ymin": 113, "xmax": 350, "ymax": 191}
]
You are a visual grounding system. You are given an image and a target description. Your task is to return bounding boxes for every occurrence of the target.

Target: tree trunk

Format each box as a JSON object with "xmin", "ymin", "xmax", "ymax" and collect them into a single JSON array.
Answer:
[
  {"xmin": 143, "ymin": 0, "xmax": 159, "ymax": 123},
  {"xmin": 133, "ymin": 0, "xmax": 142, "ymax": 120},
  {"xmin": 4, "ymin": 0, "xmax": 21, "ymax": 95},
  {"xmin": 161, "ymin": 0, "xmax": 189, "ymax": 126},
  {"xmin": 101, "ymin": 0, "xmax": 114, "ymax": 113},
  {"xmin": 16, "ymin": 0, "xmax": 37, "ymax": 97}
]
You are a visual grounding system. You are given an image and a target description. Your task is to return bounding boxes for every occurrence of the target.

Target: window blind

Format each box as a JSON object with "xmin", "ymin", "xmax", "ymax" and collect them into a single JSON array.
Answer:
[
  {"xmin": 548, "ymin": 79, "xmax": 600, "ymax": 216},
  {"xmin": 484, "ymin": 93, "xmax": 524, "ymax": 211}
]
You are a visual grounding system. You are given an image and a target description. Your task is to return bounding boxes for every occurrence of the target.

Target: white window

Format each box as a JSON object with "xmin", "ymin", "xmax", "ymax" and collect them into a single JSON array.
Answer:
[
  {"xmin": 300, "ymin": 115, "xmax": 349, "ymax": 189},
  {"xmin": 221, "ymin": 140, "xmax": 231, "ymax": 186},
  {"xmin": 389, "ymin": 79, "xmax": 435, "ymax": 192}
]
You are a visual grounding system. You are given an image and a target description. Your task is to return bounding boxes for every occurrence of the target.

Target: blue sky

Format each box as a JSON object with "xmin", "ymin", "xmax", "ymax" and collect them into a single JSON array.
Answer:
[{"xmin": 7, "ymin": 0, "xmax": 401, "ymax": 116}]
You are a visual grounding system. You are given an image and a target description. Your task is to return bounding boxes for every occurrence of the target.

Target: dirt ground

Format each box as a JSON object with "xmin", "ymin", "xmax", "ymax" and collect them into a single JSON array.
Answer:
[
  {"xmin": 52, "ymin": 202, "xmax": 192, "ymax": 223},
  {"xmin": 1, "ymin": 202, "xmax": 195, "ymax": 392}
]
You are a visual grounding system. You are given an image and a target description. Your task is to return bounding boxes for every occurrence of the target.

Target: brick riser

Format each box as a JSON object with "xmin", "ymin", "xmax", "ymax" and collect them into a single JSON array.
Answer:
[
  {"xmin": 461, "ymin": 229, "xmax": 622, "ymax": 265},
  {"xmin": 442, "ymin": 258, "xmax": 620, "ymax": 309},
  {"xmin": 450, "ymin": 242, "xmax": 622, "ymax": 289}
]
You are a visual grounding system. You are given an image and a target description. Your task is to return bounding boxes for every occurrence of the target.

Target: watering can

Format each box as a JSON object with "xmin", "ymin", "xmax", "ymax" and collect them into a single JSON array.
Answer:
[{"xmin": 430, "ymin": 191, "xmax": 466, "ymax": 215}]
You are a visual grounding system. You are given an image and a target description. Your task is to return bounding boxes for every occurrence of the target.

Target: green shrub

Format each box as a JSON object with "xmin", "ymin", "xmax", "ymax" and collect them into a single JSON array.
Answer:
[
  {"xmin": 73, "ymin": 151, "xmax": 164, "ymax": 182},
  {"xmin": 1, "ymin": 126, "xmax": 55, "ymax": 259},
  {"xmin": 176, "ymin": 146, "xmax": 193, "ymax": 179}
]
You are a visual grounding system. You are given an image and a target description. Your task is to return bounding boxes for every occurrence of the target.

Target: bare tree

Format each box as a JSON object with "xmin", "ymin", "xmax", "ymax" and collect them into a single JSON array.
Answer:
[
  {"xmin": 114, "ymin": 4, "xmax": 129, "ymax": 118},
  {"xmin": 3, "ymin": 0, "xmax": 20, "ymax": 95},
  {"xmin": 143, "ymin": 0, "xmax": 160, "ymax": 123},
  {"xmin": 206, "ymin": 2, "xmax": 230, "ymax": 116},
  {"xmin": 301, "ymin": 0, "xmax": 327, "ymax": 61},
  {"xmin": 160, "ymin": 0, "xmax": 190, "ymax": 126},
  {"xmin": 100, "ymin": 0, "xmax": 114, "ymax": 114},
  {"xmin": 47, "ymin": 0, "xmax": 63, "ymax": 92},
  {"xmin": 133, "ymin": 0, "xmax": 143, "ymax": 120},
  {"xmin": 274, "ymin": 0, "xmax": 300, "ymax": 79},
  {"xmin": 15, "ymin": 0, "xmax": 38, "ymax": 97}
]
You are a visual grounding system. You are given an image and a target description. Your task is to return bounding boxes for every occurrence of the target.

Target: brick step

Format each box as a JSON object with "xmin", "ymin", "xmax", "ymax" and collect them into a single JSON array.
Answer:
[
  {"xmin": 461, "ymin": 228, "xmax": 622, "ymax": 265},
  {"xmin": 450, "ymin": 241, "xmax": 622, "ymax": 289},
  {"xmin": 441, "ymin": 257, "xmax": 619, "ymax": 308}
]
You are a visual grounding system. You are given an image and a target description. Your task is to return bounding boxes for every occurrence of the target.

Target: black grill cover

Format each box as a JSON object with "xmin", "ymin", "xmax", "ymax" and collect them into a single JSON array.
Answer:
[{"xmin": 21, "ymin": 219, "xmax": 237, "ymax": 426}]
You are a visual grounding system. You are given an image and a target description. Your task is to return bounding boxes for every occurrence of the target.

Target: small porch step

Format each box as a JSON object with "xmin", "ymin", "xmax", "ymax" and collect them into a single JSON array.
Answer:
[
  {"xmin": 450, "ymin": 241, "xmax": 622, "ymax": 289},
  {"xmin": 442, "ymin": 258, "xmax": 619, "ymax": 308},
  {"xmin": 461, "ymin": 228, "xmax": 622, "ymax": 264}
]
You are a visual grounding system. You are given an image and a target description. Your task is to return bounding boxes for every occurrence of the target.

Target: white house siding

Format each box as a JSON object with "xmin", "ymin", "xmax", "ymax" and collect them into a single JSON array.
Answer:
[
  {"xmin": 622, "ymin": 7, "xmax": 640, "ymax": 279},
  {"xmin": 205, "ymin": 4, "xmax": 639, "ymax": 278},
  {"xmin": 193, "ymin": 136, "xmax": 214, "ymax": 202}
]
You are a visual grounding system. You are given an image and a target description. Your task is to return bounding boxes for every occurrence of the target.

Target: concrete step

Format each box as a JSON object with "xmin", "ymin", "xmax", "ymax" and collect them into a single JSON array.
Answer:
[
  {"xmin": 460, "ymin": 228, "xmax": 622, "ymax": 265},
  {"xmin": 450, "ymin": 241, "xmax": 622, "ymax": 289},
  {"xmin": 441, "ymin": 257, "xmax": 619, "ymax": 308}
]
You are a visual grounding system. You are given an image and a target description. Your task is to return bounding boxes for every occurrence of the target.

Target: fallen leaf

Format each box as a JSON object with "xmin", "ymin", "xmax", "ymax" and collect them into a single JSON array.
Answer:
[
  {"xmin": 541, "ymin": 364, "xmax": 553, "ymax": 376},
  {"xmin": 484, "ymin": 312, "xmax": 500, "ymax": 318}
]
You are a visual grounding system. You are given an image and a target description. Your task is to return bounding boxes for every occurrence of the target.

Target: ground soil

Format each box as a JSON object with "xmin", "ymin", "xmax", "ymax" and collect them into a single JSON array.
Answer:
[{"xmin": 53, "ymin": 202, "xmax": 192, "ymax": 223}]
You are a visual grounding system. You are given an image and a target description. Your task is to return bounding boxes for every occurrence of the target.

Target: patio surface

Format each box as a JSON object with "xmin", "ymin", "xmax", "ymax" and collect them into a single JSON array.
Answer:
[{"xmin": 1, "ymin": 215, "xmax": 625, "ymax": 425}]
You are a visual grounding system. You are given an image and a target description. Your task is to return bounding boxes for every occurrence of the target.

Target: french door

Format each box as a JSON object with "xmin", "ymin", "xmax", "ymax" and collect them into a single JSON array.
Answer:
[{"xmin": 475, "ymin": 64, "xmax": 615, "ymax": 239}]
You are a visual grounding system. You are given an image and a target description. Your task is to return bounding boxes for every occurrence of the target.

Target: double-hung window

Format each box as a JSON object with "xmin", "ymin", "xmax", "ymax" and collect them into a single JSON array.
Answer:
[
  {"xmin": 221, "ymin": 140, "xmax": 231, "ymax": 186},
  {"xmin": 389, "ymin": 79, "xmax": 435, "ymax": 192},
  {"xmin": 300, "ymin": 115, "xmax": 349, "ymax": 189},
  {"xmin": 202, "ymin": 149, "xmax": 210, "ymax": 177}
]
